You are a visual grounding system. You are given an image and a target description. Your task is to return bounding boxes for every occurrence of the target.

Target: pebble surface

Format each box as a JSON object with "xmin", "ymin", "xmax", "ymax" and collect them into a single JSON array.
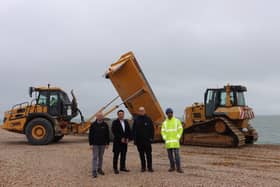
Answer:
[{"xmin": 0, "ymin": 128, "xmax": 279, "ymax": 187}]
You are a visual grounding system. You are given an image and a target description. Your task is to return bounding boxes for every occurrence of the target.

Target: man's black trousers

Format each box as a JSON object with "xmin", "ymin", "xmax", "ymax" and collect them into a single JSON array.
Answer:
[
  {"xmin": 113, "ymin": 144, "xmax": 127, "ymax": 170},
  {"xmin": 136, "ymin": 143, "xmax": 152, "ymax": 170}
]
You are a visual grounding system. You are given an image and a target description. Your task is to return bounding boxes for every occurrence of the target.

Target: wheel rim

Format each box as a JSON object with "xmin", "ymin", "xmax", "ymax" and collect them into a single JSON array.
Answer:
[{"xmin": 31, "ymin": 125, "xmax": 46, "ymax": 139}]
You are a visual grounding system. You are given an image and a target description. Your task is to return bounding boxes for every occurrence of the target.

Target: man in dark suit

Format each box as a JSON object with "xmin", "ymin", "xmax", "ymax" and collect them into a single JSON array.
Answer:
[
  {"xmin": 133, "ymin": 106, "xmax": 154, "ymax": 172},
  {"xmin": 112, "ymin": 110, "xmax": 131, "ymax": 174}
]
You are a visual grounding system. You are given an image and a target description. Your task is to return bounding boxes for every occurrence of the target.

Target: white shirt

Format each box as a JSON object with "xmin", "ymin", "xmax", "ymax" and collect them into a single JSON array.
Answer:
[{"xmin": 120, "ymin": 120, "xmax": 125, "ymax": 132}]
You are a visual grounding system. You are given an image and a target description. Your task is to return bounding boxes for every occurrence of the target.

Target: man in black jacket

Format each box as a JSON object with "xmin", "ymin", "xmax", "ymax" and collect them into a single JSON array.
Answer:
[
  {"xmin": 89, "ymin": 112, "xmax": 110, "ymax": 178},
  {"xmin": 133, "ymin": 107, "xmax": 154, "ymax": 172},
  {"xmin": 112, "ymin": 110, "xmax": 131, "ymax": 174}
]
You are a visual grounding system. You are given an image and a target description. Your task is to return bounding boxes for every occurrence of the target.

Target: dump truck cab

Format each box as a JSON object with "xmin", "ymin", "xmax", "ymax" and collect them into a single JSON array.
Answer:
[
  {"xmin": 29, "ymin": 86, "xmax": 76, "ymax": 120},
  {"xmin": 1, "ymin": 85, "xmax": 84, "ymax": 145}
]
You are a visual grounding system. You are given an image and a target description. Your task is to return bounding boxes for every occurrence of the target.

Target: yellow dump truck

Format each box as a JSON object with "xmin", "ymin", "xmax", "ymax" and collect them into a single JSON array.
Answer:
[{"xmin": 0, "ymin": 85, "xmax": 115, "ymax": 145}]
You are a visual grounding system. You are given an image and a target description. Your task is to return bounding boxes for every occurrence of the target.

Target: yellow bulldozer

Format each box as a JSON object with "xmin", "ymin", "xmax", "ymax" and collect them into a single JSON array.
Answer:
[{"xmin": 183, "ymin": 84, "xmax": 258, "ymax": 147}]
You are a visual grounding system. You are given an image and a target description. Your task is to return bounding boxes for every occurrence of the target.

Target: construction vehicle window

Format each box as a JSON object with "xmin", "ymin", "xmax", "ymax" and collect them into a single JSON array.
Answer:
[
  {"xmin": 220, "ymin": 92, "xmax": 226, "ymax": 106},
  {"xmin": 38, "ymin": 93, "xmax": 47, "ymax": 105},
  {"xmin": 220, "ymin": 91, "xmax": 235, "ymax": 106},
  {"xmin": 236, "ymin": 92, "xmax": 246, "ymax": 106},
  {"xmin": 206, "ymin": 90, "xmax": 213, "ymax": 104},
  {"xmin": 50, "ymin": 95, "xmax": 58, "ymax": 107},
  {"xmin": 60, "ymin": 92, "xmax": 71, "ymax": 104},
  {"xmin": 230, "ymin": 92, "xmax": 234, "ymax": 105}
]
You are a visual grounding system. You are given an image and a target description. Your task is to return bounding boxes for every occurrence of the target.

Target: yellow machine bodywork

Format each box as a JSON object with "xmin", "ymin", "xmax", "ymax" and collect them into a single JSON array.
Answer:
[
  {"xmin": 185, "ymin": 104, "xmax": 253, "ymax": 129},
  {"xmin": 185, "ymin": 103, "xmax": 206, "ymax": 129},
  {"xmin": 106, "ymin": 52, "xmax": 165, "ymax": 141},
  {"xmin": 2, "ymin": 104, "xmax": 47, "ymax": 133}
]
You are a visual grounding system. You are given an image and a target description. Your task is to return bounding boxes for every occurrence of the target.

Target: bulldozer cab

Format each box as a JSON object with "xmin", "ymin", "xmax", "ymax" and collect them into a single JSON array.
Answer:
[
  {"xmin": 204, "ymin": 85, "xmax": 247, "ymax": 118},
  {"xmin": 30, "ymin": 87, "xmax": 73, "ymax": 119}
]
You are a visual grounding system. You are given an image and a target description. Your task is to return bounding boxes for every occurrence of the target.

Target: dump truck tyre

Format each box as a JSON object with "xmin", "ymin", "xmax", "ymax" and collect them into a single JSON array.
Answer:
[
  {"xmin": 25, "ymin": 118, "xmax": 54, "ymax": 145},
  {"xmin": 53, "ymin": 135, "xmax": 64, "ymax": 143}
]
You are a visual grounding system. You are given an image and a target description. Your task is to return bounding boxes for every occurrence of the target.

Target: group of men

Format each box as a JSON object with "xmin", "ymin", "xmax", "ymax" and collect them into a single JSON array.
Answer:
[{"xmin": 88, "ymin": 106, "xmax": 183, "ymax": 178}]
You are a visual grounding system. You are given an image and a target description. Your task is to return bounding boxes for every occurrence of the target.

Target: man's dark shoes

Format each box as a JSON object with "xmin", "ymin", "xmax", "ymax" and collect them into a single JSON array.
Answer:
[
  {"xmin": 168, "ymin": 168, "xmax": 175, "ymax": 172},
  {"xmin": 114, "ymin": 169, "xmax": 119, "ymax": 174},
  {"xmin": 141, "ymin": 168, "xmax": 146, "ymax": 172},
  {"xmin": 177, "ymin": 168, "xmax": 184, "ymax": 173},
  {"xmin": 92, "ymin": 173, "xmax": 98, "ymax": 178},
  {"xmin": 97, "ymin": 169, "xmax": 105, "ymax": 175},
  {"xmin": 148, "ymin": 168, "xmax": 154, "ymax": 172},
  {"xmin": 120, "ymin": 168, "xmax": 130, "ymax": 172}
]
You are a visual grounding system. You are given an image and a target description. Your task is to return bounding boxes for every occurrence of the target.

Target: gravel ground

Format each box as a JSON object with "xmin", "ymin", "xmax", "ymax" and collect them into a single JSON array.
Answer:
[{"xmin": 0, "ymin": 128, "xmax": 280, "ymax": 187}]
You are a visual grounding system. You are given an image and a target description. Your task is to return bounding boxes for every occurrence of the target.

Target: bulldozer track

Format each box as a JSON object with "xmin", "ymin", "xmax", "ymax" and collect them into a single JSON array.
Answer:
[
  {"xmin": 217, "ymin": 117, "xmax": 246, "ymax": 147},
  {"xmin": 247, "ymin": 124, "xmax": 259, "ymax": 143},
  {"xmin": 183, "ymin": 117, "xmax": 246, "ymax": 147}
]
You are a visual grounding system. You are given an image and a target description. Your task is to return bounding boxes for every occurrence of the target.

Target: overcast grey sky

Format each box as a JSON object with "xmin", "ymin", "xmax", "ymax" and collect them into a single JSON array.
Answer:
[{"xmin": 0, "ymin": 0, "xmax": 279, "ymax": 119}]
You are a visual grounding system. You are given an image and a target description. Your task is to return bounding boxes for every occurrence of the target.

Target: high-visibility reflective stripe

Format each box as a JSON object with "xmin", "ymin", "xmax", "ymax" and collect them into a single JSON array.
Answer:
[
  {"xmin": 163, "ymin": 121, "xmax": 167, "ymax": 131},
  {"xmin": 165, "ymin": 129, "xmax": 177, "ymax": 132},
  {"xmin": 176, "ymin": 134, "xmax": 181, "ymax": 138},
  {"xmin": 166, "ymin": 140, "xmax": 179, "ymax": 143}
]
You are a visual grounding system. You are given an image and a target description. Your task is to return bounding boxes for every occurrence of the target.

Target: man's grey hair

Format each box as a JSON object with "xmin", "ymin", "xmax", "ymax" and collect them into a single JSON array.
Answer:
[{"xmin": 139, "ymin": 106, "xmax": 145, "ymax": 111}]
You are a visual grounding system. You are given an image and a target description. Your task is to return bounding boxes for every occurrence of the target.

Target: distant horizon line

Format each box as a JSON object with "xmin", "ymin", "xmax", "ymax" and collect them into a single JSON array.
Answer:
[{"xmin": 0, "ymin": 114, "xmax": 279, "ymax": 121}]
